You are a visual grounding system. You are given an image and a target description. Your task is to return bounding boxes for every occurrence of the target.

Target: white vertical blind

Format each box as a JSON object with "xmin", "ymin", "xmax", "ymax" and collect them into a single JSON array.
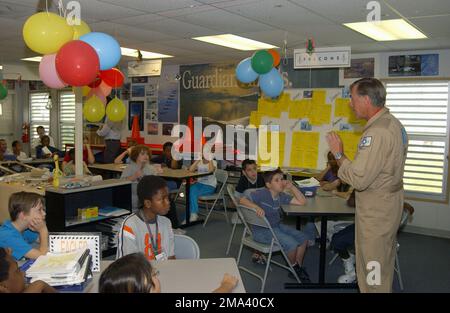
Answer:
[
  {"xmin": 59, "ymin": 91, "xmax": 76, "ymax": 149},
  {"xmin": 29, "ymin": 92, "xmax": 50, "ymax": 144},
  {"xmin": 386, "ymin": 81, "xmax": 449, "ymax": 200}
]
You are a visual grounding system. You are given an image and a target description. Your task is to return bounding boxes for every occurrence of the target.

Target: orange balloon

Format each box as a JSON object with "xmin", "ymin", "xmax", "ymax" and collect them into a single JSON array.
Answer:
[{"xmin": 268, "ymin": 49, "xmax": 280, "ymax": 67}]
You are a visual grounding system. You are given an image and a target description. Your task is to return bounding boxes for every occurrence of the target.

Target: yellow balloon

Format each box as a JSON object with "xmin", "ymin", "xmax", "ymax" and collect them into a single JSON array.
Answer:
[
  {"xmin": 23, "ymin": 12, "xmax": 74, "ymax": 55},
  {"xmin": 83, "ymin": 96, "xmax": 105, "ymax": 122},
  {"xmin": 106, "ymin": 97, "xmax": 126, "ymax": 122},
  {"xmin": 71, "ymin": 86, "xmax": 91, "ymax": 97},
  {"xmin": 73, "ymin": 20, "xmax": 91, "ymax": 40}
]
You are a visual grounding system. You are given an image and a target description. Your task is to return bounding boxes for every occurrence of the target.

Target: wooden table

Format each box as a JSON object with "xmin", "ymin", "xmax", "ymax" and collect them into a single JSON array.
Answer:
[
  {"xmin": 282, "ymin": 196, "xmax": 356, "ymax": 289},
  {"xmin": 85, "ymin": 258, "xmax": 246, "ymax": 293}
]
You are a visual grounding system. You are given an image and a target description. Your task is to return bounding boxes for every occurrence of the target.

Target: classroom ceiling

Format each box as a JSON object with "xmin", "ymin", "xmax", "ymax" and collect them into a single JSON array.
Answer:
[{"xmin": 0, "ymin": 0, "xmax": 449, "ymax": 66}]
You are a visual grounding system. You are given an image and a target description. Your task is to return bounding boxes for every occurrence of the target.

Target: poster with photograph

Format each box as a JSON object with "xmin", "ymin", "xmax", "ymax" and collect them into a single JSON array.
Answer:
[
  {"xmin": 128, "ymin": 101, "xmax": 144, "ymax": 131},
  {"xmin": 162, "ymin": 123, "xmax": 174, "ymax": 136},
  {"xmin": 158, "ymin": 66, "xmax": 179, "ymax": 123},
  {"xmin": 145, "ymin": 110, "xmax": 158, "ymax": 121},
  {"xmin": 344, "ymin": 58, "xmax": 375, "ymax": 78},
  {"xmin": 132, "ymin": 76, "xmax": 148, "ymax": 84},
  {"xmin": 146, "ymin": 97, "xmax": 157, "ymax": 111},
  {"xmin": 132, "ymin": 85, "xmax": 145, "ymax": 98},
  {"xmin": 121, "ymin": 83, "xmax": 130, "ymax": 100},
  {"xmin": 146, "ymin": 83, "xmax": 158, "ymax": 97},
  {"xmin": 147, "ymin": 123, "xmax": 158, "ymax": 135},
  {"xmin": 389, "ymin": 54, "xmax": 439, "ymax": 76}
]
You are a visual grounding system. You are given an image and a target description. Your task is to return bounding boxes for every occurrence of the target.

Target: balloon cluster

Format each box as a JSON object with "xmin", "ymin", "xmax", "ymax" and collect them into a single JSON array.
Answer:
[
  {"xmin": 22, "ymin": 12, "xmax": 126, "ymax": 122},
  {"xmin": 235, "ymin": 49, "xmax": 284, "ymax": 98}
]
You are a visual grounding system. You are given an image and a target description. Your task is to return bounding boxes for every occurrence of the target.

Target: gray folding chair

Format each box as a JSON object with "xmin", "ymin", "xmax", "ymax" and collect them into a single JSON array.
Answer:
[
  {"xmin": 200, "ymin": 169, "xmax": 229, "ymax": 226},
  {"xmin": 236, "ymin": 205, "xmax": 300, "ymax": 293},
  {"xmin": 225, "ymin": 184, "xmax": 242, "ymax": 255}
]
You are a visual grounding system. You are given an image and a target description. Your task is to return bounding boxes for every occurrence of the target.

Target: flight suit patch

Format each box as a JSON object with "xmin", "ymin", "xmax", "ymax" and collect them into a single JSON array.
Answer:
[{"xmin": 359, "ymin": 136, "xmax": 372, "ymax": 149}]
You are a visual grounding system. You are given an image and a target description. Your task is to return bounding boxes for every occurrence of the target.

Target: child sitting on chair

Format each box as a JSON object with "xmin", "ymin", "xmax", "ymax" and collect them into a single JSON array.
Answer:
[
  {"xmin": 0, "ymin": 192, "xmax": 48, "ymax": 261},
  {"xmin": 0, "ymin": 247, "xmax": 56, "ymax": 293},
  {"xmin": 234, "ymin": 159, "xmax": 266, "ymax": 264},
  {"xmin": 315, "ymin": 151, "xmax": 342, "ymax": 191},
  {"xmin": 239, "ymin": 169, "xmax": 315, "ymax": 283},
  {"xmin": 100, "ymin": 253, "xmax": 238, "ymax": 293},
  {"xmin": 117, "ymin": 176, "xmax": 175, "ymax": 261}
]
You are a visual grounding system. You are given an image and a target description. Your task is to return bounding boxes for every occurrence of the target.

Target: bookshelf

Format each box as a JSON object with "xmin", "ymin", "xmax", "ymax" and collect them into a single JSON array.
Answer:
[{"xmin": 45, "ymin": 179, "xmax": 132, "ymax": 257}]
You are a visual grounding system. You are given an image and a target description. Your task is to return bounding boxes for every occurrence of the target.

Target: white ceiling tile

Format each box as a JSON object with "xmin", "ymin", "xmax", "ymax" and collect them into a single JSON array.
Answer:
[
  {"xmin": 410, "ymin": 16, "xmax": 450, "ymax": 38},
  {"xmin": 90, "ymin": 21, "xmax": 179, "ymax": 42},
  {"xmin": 112, "ymin": 13, "xmax": 166, "ymax": 26},
  {"xmin": 171, "ymin": 9, "xmax": 275, "ymax": 33},
  {"xmin": 0, "ymin": 1, "xmax": 37, "ymax": 19},
  {"xmin": 288, "ymin": 0, "xmax": 399, "ymax": 23},
  {"xmin": 99, "ymin": 0, "xmax": 204, "ymax": 13},
  {"xmin": 383, "ymin": 0, "xmax": 450, "ymax": 18},
  {"xmin": 127, "ymin": 18, "xmax": 215, "ymax": 38},
  {"xmin": 75, "ymin": 0, "xmax": 143, "ymax": 22}
]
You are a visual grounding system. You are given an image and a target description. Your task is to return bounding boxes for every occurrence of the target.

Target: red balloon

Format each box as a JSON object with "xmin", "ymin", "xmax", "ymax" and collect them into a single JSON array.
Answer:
[
  {"xmin": 88, "ymin": 75, "xmax": 102, "ymax": 88},
  {"xmin": 99, "ymin": 68, "xmax": 124, "ymax": 88},
  {"xmin": 55, "ymin": 40, "xmax": 100, "ymax": 87}
]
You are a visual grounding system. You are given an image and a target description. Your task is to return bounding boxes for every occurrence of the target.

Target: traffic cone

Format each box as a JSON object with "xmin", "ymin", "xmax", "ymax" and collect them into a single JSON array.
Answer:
[{"xmin": 130, "ymin": 115, "xmax": 144, "ymax": 144}]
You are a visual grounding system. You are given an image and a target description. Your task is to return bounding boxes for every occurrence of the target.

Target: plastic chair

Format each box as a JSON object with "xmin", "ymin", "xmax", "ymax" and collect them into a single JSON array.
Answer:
[
  {"xmin": 200, "ymin": 169, "xmax": 229, "ymax": 226},
  {"xmin": 174, "ymin": 234, "xmax": 200, "ymax": 259},
  {"xmin": 236, "ymin": 205, "xmax": 300, "ymax": 293}
]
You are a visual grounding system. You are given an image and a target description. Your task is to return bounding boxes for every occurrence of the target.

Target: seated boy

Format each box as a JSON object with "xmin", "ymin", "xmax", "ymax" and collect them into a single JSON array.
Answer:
[
  {"xmin": 0, "ymin": 192, "xmax": 48, "ymax": 261},
  {"xmin": 0, "ymin": 247, "xmax": 56, "ymax": 293},
  {"xmin": 239, "ymin": 169, "xmax": 315, "ymax": 282},
  {"xmin": 234, "ymin": 159, "xmax": 265, "ymax": 200},
  {"xmin": 117, "ymin": 175, "xmax": 175, "ymax": 261},
  {"xmin": 234, "ymin": 159, "xmax": 266, "ymax": 264}
]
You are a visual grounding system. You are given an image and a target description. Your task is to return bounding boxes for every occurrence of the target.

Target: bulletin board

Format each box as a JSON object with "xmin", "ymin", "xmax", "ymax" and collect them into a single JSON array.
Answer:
[{"xmin": 253, "ymin": 89, "xmax": 366, "ymax": 169}]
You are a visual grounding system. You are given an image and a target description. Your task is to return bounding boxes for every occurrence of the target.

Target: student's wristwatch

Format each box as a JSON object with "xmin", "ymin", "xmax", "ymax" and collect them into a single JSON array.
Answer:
[{"xmin": 334, "ymin": 152, "xmax": 343, "ymax": 160}]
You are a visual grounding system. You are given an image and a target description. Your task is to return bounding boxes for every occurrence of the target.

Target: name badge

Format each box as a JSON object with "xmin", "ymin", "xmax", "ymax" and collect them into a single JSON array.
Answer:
[{"xmin": 155, "ymin": 252, "xmax": 167, "ymax": 262}]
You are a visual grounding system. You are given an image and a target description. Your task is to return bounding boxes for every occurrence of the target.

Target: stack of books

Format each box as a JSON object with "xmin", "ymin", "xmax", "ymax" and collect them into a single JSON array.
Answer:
[{"xmin": 25, "ymin": 249, "xmax": 92, "ymax": 289}]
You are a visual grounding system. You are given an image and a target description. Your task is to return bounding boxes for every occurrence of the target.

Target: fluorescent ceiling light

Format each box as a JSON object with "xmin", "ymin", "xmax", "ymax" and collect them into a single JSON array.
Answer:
[
  {"xmin": 343, "ymin": 19, "xmax": 427, "ymax": 41},
  {"xmin": 120, "ymin": 47, "xmax": 173, "ymax": 59},
  {"xmin": 22, "ymin": 56, "xmax": 42, "ymax": 62},
  {"xmin": 192, "ymin": 34, "xmax": 278, "ymax": 51}
]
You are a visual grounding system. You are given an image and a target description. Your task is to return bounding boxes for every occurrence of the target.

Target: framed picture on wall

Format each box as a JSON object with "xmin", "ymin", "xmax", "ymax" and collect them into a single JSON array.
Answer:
[
  {"xmin": 128, "ymin": 101, "xmax": 144, "ymax": 131},
  {"xmin": 339, "ymin": 53, "xmax": 380, "ymax": 86}
]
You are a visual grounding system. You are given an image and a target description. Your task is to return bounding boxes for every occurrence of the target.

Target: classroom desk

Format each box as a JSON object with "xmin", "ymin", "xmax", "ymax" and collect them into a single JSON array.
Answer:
[
  {"xmin": 282, "ymin": 196, "xmax": 356, "ymax": 289},
  {"xmin": 88, "ymin": 163, "xmax": 127, "ymax": 176},
  {"xmin": 19, "ymin": 158, "xmax": 55, "ymax": 166},
  {"xmin": 87, "ymin": 164, "xmax": 214, "ymax": 227},
  {"xmin": 85, "ymin": 258, "xmax": 246, "ymax": 293}
]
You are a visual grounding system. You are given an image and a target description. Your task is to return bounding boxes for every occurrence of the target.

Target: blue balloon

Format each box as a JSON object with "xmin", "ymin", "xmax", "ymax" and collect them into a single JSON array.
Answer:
[
  {"xmin": 80, "ymin": 32, "xmax": 121, "ymax": 70},
  {"xmin": 259, "ymin": 68, "xmax": 284, "ymax": 98},
  {"xmin": 235, "ymin": 57, "xmax": 259, "ymax": 83}
]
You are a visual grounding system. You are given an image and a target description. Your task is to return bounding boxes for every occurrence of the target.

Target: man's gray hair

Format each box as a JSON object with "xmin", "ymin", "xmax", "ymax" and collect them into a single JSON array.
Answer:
[{"xmin": 350, "ymin": 78, "xmax": 386, "ymax": 107}]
